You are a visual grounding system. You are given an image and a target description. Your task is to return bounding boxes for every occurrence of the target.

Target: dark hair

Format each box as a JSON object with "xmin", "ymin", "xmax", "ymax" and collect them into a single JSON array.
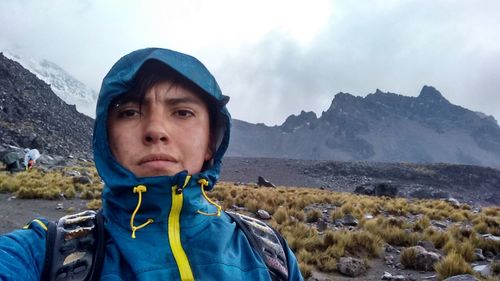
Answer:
[{"xmin": 109, "ymin": 59, "xmax": 218, "ymax": 151}]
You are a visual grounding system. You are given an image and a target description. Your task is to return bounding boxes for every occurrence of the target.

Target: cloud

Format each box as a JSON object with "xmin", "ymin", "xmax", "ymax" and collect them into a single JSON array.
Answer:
[
  {"xmin": 1, "ymin": 0, "xmax": 499, "ymax": 125},
  {"xmin": 214, "ymin": 0, "xmax": 500, "ymax": 124}
]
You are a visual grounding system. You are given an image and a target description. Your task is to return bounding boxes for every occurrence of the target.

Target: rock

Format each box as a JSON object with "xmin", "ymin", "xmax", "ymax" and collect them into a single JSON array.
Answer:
[
  {"xmin": 385, "ymin": 244, "xmax": 398, "ymax": 253},
  {"xmin": 73, "ymin": 176, "xmax": 93, "ymax": 185},
  {"xmin": 257, "ymin": 176, "xmax": 276, "ymax": 188},
  {"xmin": 65, "ymin": 170, "xmax": 81, "ymax": 177},
  {"xmin": 445, "ymin": 197, "xmax": 460, "ymax": 208},
  {"xmin": 373, "ymin": 182, "xmax": 398, "ymax": 197},
  {"xmin": 484, "ymin": 251, "xmax": 495, "ymax": 259},
  {"xmin": 333, "ymin": 219, "xmax": 344, "ymax": 227},
  {"xmin": 382, "ymin": 271, "xmax": 406, "ymax": 280},
  {"xmin": 384, "ymin": 255, "xmax": 395, "ymax": 265},
  {"xmin": 417, "ymin": 240, "xmax": 437, "ymax": 252},
  {"xmin": 316, "ymin": 218, "xmax": 327, "ymax": 232},
  {"xmin": 231, "ymin": 205, "xmax": 245, "ymax": 211},
  {"xmin": 342, "ymin": 214, "xmax": 359, "ymax": 226},
  {"xmin": 472, "ymin": 264, "xmax": 491, "ymax": 278},
  {"xmin": 354, "ymin": 185, "xmax": 373, "ymax": 195},
  {"xmin": 474, "ymin": 248, "xmax": 485, "ymax": 261},
  {"xmin": 353, "ymin": 182, "xmax": 398, "ymax": 197},
  {"xmin": 256, "ymin": 209, "xmax": 271, "ymax": 220},
  {"xmin": 433, "ymin": 221, "xmax": 448, "ymax": 229},
  {"xmin": 482, "ymin": 234, "xmax": 500, "ymax": 242},
  {"xmin": 442, "ymin": 274, "xmax": 481, "ymax": 281},
  {"xmin": 407, "ymin": 246, "xmax": 441, "ymax": 271},
  {"xmin": 337, "ymin": 257, "xmax": 367, "ymax": 277}
]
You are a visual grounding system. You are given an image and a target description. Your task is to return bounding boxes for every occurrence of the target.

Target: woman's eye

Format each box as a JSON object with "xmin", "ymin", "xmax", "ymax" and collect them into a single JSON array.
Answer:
[
  {"xmin": 174, "ymin": 110, "xmax": 194, "ymax": 118},
  {"xmin": 118, "ymin": 109, "xmax": 140, "ymax": 118}
]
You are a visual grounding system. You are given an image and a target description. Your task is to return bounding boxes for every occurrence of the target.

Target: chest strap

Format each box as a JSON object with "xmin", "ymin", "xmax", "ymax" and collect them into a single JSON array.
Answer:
[
  {"xmin": 226, "ymin": 211, "xmax": 289, "ymax": 281},
  {"xmin": 41, "ymin": 210, "xmax": 105, "ymax": 281}
]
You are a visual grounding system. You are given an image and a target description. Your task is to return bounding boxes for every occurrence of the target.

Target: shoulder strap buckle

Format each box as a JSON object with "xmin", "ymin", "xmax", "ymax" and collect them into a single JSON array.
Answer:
[{"xmin": 42, "ymin": 210, "xmax": 105, "ymax": 281}]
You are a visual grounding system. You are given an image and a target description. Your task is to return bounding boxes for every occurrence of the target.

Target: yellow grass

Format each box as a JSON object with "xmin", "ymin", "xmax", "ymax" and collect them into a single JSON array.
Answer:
[
  {"xmin": 1, "ymin": 168, "xmax": 499, "ymax": 275},
  {"xmin": 434, "ymin": 251, "xmax": 472, "ymax": 280}
]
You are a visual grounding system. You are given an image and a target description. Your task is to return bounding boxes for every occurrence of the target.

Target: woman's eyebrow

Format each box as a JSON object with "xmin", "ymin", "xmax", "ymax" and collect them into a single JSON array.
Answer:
[{"xmin": 164, "ymin": 97, "xmax": 203, "ymax": 106}]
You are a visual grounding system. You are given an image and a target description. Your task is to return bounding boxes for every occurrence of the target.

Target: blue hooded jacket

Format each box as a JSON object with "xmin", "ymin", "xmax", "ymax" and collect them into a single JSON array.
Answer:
[{"xmin": 0, "ymin": 48, "xmax": 303, "ymax": 281}]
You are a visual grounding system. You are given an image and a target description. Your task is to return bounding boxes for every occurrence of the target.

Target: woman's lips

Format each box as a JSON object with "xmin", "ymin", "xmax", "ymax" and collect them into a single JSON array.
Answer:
[
  {"xmin": 139, "ymin": 159, "xmax": 176, "ymax": 171},
  {"xmin": 138, "ymin": 154, "xmax": 177, "ymax": 170}
]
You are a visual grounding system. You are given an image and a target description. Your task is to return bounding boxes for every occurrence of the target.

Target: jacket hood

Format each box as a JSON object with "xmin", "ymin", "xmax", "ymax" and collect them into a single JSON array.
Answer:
[{"xmin": 93, "ymin": 48, "xmax": 231, "ymax": 193}]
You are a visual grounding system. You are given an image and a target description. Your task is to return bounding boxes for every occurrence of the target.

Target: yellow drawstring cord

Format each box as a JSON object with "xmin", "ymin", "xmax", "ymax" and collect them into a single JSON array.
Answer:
[
  {"xmin": 130, "ymin": 185, "xmax": 154, "ymax": 239},
  {"xmin": 197, "ymin": 178, "xmax": 222, "ymax": 217}
]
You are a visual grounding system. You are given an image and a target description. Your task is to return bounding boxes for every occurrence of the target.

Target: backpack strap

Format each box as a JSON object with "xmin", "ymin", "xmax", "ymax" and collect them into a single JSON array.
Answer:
[
  {"xmin": 226, "ymin": 211, "xmax": 289, "ymax": 281},
  {"xmin": 41, "ymin": 210, "xmax": 106, "ymax": 281}
]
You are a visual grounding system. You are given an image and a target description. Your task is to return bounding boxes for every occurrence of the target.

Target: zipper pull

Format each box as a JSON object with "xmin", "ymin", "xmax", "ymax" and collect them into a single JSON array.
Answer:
[
  {"xmin": 175, "ymin": 185, "xmax": 184, "ymax": 194},
  {"xmin": 174, "ymin": 170, "xmax": 189, "ymax": 194}
]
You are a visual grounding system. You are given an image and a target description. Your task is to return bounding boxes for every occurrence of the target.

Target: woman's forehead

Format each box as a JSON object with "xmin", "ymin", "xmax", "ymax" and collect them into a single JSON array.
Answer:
[{"xmin": 145, "ymin": 81, "xmax": 206, "ymax": 105}]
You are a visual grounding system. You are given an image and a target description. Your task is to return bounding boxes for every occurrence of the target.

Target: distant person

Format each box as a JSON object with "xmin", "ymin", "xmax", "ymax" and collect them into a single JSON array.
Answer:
[
  {"xmin": 23, "ymin": 148, "xmax": 40, "ymax": 170},
  {"xmin": 0, "ymin": 48, "xmax": 303, "ymax": 280},
  {"xmin": 1, "ymin": 150, "xmax": 23, "ymax": 173}
]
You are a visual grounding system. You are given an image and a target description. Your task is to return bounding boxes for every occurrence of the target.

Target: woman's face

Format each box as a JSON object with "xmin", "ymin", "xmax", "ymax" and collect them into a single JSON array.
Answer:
[{"xmin": 107, "ymin": 80, "xmax": 213, "ymax": 177}]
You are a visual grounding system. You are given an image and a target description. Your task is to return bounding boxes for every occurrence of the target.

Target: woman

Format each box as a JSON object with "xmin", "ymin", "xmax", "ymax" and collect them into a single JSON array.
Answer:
[{"xmin": 0, "ymin": 48, "xmax": 303, "ymax": 280}]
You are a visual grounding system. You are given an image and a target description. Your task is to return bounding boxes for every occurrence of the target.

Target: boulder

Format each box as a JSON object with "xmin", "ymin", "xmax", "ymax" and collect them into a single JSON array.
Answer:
[
  {"xmin": 257, "ymin": 176, "xmax": 276, "ymax": 188},
  {"xmin": 472, "ymin": 264, "xmax": 492, "ymax": 278},
  {"xmin": 405, "ymin": 246, "xmax": 441, "ymax": 271},
  {"xmin": 337, "ymin": 257, "xmax": 367, "ymax": 277}
]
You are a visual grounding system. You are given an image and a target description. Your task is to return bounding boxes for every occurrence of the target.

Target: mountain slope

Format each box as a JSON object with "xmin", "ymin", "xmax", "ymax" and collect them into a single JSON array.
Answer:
[
  {"xmin": 2, "ymin": 51, "xmax": 97, "ymax": 117},
  {"xmin": 0, "ymin": 53, "xmax": 93, "ymax": 158},
  {"xmin": 227, "ymin": 86, "xmax": 500, "ymax": 167}
]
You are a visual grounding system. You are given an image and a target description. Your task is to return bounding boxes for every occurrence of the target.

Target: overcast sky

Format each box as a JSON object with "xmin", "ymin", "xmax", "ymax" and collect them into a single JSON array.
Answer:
[{"xmin": 1, "ymin": 0, "xmax": 499, "ymax": 125}]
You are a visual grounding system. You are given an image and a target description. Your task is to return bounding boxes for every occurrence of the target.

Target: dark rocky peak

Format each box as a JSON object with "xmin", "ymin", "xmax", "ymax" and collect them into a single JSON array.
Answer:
[
  {"xmin": 418, "ymin": 85, "xmax": 450, "ymax": 104},
  {"xmin": 280, "ymin": 110, "xmax": 318, "ymax": 133},
  {"xmin": 324, "ymin": 92, "xmax": 364, "ymax": 113},
  {"xmin": 365, "ymin": 89, "xmax": 410, "ymax": 105}
]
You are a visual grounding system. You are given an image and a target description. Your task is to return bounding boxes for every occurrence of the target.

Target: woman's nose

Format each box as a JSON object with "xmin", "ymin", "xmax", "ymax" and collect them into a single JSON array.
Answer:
[{"xmin": 143, "ymin": 114, "xmax": 169, "ymax": 144}]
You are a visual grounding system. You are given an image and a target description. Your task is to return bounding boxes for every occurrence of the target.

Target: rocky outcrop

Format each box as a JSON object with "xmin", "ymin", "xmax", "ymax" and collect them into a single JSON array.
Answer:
[{"xmin": 227, "ymin": 86, "xmax": 500, "ymax": 167}]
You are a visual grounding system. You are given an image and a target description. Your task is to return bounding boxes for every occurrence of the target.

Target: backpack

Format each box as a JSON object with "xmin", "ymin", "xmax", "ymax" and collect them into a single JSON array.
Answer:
[{"xmin": 41, "ymin": 210, "xmax": 289, "ymax": 281}]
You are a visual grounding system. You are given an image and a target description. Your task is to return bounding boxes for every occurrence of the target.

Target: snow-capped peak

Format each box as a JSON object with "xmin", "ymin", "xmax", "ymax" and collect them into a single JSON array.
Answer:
[{"xmin": 2, "ymin": 50, "xmax": 97, "ymax": 117}]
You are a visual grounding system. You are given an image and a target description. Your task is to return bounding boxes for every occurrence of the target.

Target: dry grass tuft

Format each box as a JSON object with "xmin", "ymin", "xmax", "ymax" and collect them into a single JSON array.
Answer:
[{"xmin": 434, "ymin": 251, "xmax": 472, "ymax": 280}]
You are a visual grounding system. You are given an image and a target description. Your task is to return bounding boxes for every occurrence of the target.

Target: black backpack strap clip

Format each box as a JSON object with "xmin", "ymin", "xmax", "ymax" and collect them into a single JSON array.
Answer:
[
  {"xmin": 226, "ymin": 211, "xmax": 289, "ymax": 281},
  {"xmin": 41, "ymin": 210, "xmax": 105, "ymax": 281}
]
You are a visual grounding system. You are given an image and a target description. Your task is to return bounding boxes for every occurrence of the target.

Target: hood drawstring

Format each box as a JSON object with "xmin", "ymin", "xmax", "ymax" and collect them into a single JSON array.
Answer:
[
  {"xmin": 197, "ymin": 178, "xmax": 222, "ymax": 217},
  {"xmin": 130, "ymin": 185, "xmax": 154, "ymax": 239}
]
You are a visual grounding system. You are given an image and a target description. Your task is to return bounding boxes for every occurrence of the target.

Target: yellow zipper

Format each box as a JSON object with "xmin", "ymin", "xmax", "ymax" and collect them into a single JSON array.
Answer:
[{"xmin": 168, "ymin": 176, "xmax": 195, "ymax": 281}]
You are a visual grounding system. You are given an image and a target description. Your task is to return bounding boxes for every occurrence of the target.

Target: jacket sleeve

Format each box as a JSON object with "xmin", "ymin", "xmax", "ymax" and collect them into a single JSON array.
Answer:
[
  {"xmin": 284, "ymin": 241, "xmax": 304, "ymax": 281},
  {"xmin": 0, "ymin": 219, "xmax": 48, "ymax": 281}
]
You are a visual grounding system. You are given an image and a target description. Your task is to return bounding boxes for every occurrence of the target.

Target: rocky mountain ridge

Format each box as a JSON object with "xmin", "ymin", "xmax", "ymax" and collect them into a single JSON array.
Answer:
[
  {"xmin": 0, "ymin": 53, "xmax": 93, "ymax": 158},
  {"xmin": 227, "ymin": 86, "xmax": 500, "ymax": 168}
]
